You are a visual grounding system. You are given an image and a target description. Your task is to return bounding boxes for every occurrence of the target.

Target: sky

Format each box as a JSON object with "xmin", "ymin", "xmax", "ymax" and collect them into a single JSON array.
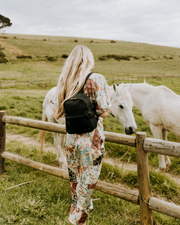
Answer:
[{"xmin": 1, "ymin": 0, "xmax": 180, "ymax": 48}]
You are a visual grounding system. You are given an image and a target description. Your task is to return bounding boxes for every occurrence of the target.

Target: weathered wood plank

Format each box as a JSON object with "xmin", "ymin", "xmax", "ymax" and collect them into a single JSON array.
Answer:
[
  {"xmin": 2, "ymin": 152, "xmax": 180, "ymax": 218},
  {"xmin": 2, "ymin": 115, "xmax": 67, "ymax": 134},
  {"xmin": 149, "ymin": 197, "xmax": 180, "ymax": 219},
  {"xmin": 136, "ymin": 132, "xmax": 153, "ymax": 225},
  {"xmin": 144, "ymin": 138, "xmax": 180, "ymax": 158},
  {"xmin": 104, "ymin": 131, "xmax": 136, "ymax": 146},
  {"xmin": 96, "ymin": 180, "xmax": 139, "ymax": 204},
  {"xmin": 2, "ymin": 151, "xmax": 69, "ymax": 179},
  {"xmin": 1, "ymin": 151, "xmax": 139, "ymax": 204},
  {"xmin": 2, "ymin": 115, "xmax": 136, "ymax": 146}
]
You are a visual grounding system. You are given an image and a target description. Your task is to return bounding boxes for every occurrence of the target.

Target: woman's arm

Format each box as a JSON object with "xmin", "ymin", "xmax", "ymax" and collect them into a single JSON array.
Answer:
[{"xmin": 99, "ymin": 85, "xmax": 110, "ymax": 118}]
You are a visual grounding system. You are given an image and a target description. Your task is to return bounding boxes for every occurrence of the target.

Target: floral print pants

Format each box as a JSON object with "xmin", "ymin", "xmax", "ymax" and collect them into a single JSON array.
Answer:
[{"xmin": 66, "ymin": 129, "xmax": 104, "ymax": 225}]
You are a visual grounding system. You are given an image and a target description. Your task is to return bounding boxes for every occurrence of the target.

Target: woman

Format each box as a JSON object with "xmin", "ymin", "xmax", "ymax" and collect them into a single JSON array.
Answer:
[{"xmin": 54, "ymin": 45, "xmax": 110, "ymax": 225}]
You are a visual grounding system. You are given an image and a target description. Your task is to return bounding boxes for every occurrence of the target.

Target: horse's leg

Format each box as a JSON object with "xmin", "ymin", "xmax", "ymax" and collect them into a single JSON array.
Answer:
[
  {"xmin": 53, "ymin": 132, "xmax": 68, "ymax": 170},
  {"xmin": 60, "ymin": 134, "xmax": 66, "ymax": 152},
  {"xmin": 46, "ymin": 115, "xmax": 67, "ymax": 169},
  {"xmin": 162, "ymin": 129, "xmax": 171, "ymax": 171},
  {"xmin": 150, "ymin": 124, "xmax": 166, "ymax": 172},
  {"xmin": 61, "ymin": 133, "xmax": 68, "ymax": 170}
]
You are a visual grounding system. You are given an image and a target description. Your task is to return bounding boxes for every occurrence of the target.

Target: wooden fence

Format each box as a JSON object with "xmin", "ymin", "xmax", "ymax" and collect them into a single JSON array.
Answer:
[
  {"xmin": 105, "ymin": 75, "xmax": 180, "ymax": 82},
  {"xmin": 0, "ymin": 79, "xmax": 58, "ymax": 88},
  {"xmin": 0, "ymin": 75, "xmax": 180, "ymax": 88},
  {"xmin": 0, "ymin": 111, "xmax": 180, "ymax": 224}
]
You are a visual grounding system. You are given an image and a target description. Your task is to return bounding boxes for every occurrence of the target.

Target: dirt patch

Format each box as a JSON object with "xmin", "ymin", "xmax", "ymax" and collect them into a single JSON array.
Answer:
[
  {"xmin": 0, "ymin": 40, "xmax": 29, "ymax": 56},
  {"xmin": 104, "ymin": 158, "xmax": 137, "ymax": 171},
  {"xmin": 6, "ymin": 131, "xmax": 57, "ymax": 154}
]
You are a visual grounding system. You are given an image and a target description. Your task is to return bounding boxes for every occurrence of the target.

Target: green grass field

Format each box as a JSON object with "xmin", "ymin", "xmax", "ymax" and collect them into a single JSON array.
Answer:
[
  {"xmin": 1, "ymin": 34, "xmax": 180, "ymax": 224},
  {"xmin": 1, "ymin": 142, "xmax": 180, "ymax": 224}
]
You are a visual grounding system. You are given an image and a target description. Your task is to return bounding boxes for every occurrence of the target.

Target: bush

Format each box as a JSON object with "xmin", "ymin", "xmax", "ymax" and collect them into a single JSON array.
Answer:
[
  {"xmin": 0, "ymin": 57, "xmax": 8, "ymax": 63},
  {"xmin": 74, "ymin": 39, "xmax": 78, "ymax": 42},
  {"xmin": 133, "ymin": 56, "xmax": 139, "ymax": 60},
  {"xmin": 0, "ymin": 51, "xmax": 8, "ymax": 63},
  {"xmin": 46, "ymin": 56, "xmax": 57, "ymax": 62},
  {"xmin": 61, "ymin": 54, "xmax": 68, "ymax": 58},
  {"xmin": 43, "ymin": 39, "xmax": 47, "ymax": 41},
  {"xmin": 0, "ymin": 51, "xmax": 6, "ymax": 57},
  {"xmin": 110, "ymin": 40, "xmax": 116, "ymax": 43},
  {"xmin": 98, "ymin": 56, "xmax": 107, "ymax": 61},
  {"xmin": 117, "ymin": 55, "xmax": 130, "ymax": 61},
  {"xmin": 16, "ymin": 55, "xmax": 32, "ymax": 59},
  {"xmin": 99, "ymin": 54, "xmax": 131, "ymax": 61}
]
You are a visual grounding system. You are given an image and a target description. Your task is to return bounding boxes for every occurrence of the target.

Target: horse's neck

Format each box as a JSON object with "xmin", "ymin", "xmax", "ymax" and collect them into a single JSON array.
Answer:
[{"xmin": 128, "ymin": 83, "xmax": 153, "ymax": 111}]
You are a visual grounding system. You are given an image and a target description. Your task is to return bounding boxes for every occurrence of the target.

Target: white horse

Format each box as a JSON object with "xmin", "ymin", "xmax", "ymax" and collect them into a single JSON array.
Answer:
[
  {"xmin": 122, "ymin": 82, "xmax": 180, "ymax": 172},
  {"xmin": 39, "ymin": 84, "xmax": 137, "ymax": 169}
]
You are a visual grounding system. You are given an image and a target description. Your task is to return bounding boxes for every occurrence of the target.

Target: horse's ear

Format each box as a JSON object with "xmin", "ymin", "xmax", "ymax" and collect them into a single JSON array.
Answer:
[
  {"xmin": 113, "ymin": 83, "xmax": 116, "ymax": 92},
  {"xmin": 117, "ymin": 83, "xmax": 119, "ymax": 86},
  {"xmin": 144, "ymin": 78, "xmax": 146, "ymax": 83}
]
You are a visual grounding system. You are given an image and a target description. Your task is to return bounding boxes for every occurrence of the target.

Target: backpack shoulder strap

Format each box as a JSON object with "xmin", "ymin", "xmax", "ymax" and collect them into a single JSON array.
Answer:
[{"xmin": 79, "ymin": 72, "xmax": 94, "ymax": 93}]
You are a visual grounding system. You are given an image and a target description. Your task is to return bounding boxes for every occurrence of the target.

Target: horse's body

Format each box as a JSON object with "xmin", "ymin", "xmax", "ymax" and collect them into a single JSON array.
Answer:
[
  {"xmin": 122, "ymin": 82, "xmax": 180, "ymax": 172},
  {"xmin": 39, "ymin": 87, "xmax": 67, "ymax": 169},
  {"xmin": 39, "ymin": 85, "xmax": 137, "ymax": 169}
]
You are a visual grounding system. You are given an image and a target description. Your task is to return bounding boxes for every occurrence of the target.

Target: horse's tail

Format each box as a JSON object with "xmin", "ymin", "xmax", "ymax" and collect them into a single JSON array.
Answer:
[{"xmin": 38, "ymin": 107, "xmax": 48, "ymax": 157}]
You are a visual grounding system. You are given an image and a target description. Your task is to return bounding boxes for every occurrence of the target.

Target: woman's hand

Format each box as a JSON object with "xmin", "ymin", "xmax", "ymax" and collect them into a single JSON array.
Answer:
[{"xmin": 99, "ymin": 108, "xmax": 110, "ymax": 118}]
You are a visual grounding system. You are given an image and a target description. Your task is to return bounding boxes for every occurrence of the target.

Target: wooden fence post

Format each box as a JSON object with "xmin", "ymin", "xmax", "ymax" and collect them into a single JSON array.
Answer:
[
  {"xmin": 136, "ymin": 132, "xmax": 153, "ymax": 225},
  {"xmin": 0, "ymin": 111, "xmax": 6, "ymax": 174}
]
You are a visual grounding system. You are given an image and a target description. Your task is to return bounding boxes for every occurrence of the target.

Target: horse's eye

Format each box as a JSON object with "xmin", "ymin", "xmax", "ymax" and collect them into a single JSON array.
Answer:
[{"xmin": 119, "ymin": 105, "xmax": 124, "ymax": 109}]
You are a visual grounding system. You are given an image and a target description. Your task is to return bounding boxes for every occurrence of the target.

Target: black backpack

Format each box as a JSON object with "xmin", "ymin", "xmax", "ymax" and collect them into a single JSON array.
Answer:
[{"xmin": 64, "ymin": 72, "xmax": 98, "ymax": 134}]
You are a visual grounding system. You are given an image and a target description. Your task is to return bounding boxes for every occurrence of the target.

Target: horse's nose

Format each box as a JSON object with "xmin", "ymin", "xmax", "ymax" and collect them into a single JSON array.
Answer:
[
  {"xmin": 129, "ymin": 127, "xmax": 133, "ymax": 133},
  {"xmin": 125, "ymin": 127, "xmax": 134, "ymax": 135}
]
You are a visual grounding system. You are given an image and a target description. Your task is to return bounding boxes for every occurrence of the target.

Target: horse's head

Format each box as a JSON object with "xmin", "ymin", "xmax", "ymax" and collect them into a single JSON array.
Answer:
[{"xmin": 109, "ymin": 83, "xmax": 137, "ymax": 135}]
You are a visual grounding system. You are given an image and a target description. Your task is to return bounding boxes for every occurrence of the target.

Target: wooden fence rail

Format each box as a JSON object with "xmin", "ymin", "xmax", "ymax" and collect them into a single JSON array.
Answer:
[
  {"xmin": 105, "ymin": 75, "xmax": 180, "ymax": 81},
  {"xmin": 0, "ymin": 75, "xmax": 180, "ymax": 88},
  {"xmin": 2, "ymin": 115, "xmax": 136, "ymax": 147},
  {"xmin": 1, "ymin": 111, "xmax": 180, "ymax": 224},
  {"xmin": 0, "ymin": 79, "xmax": 58, "ymax": 88},
  {"xmin": 144, "ymin": 138, "xmax": 180, "ymax": 157},
  {"xmin": 1, "ymin": 151, "xmax": 139, "ymax": 205}
]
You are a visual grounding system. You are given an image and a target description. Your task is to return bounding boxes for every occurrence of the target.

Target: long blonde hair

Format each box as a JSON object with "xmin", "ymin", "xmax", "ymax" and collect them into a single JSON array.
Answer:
[{"xmin": 55, "ymin": 45, "xmax": 94, "ymax": 119}]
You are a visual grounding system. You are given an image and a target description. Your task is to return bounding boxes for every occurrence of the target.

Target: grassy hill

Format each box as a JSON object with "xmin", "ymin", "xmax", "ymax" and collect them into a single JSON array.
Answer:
[
  {"xmin": 0, "ymin": 34, "xmax": 180, "ymax": 224},
  {"xmin": 1, "ymin": 33, "xmax": 180, "ymax": 81}
]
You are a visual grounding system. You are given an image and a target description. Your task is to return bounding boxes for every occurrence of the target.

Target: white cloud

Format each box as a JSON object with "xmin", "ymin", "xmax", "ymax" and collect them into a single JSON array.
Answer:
[{"xmin": 1, "ymin": 0, "xmax": 180, "ymax": 48}]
